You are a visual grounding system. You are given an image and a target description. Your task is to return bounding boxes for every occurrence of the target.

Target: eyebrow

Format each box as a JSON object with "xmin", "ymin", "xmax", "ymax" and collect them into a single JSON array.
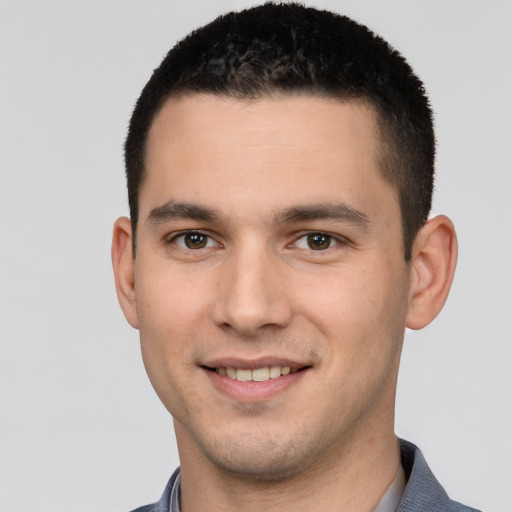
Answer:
[
  {"xmin": 147, "ymin": 201, "xmax": 222, "ymax": 224},
  {"xmin": 275, "ymin": 203, "xmax": 370, "ymax": 228},
  {"xmin": 147, "ymin": 200, "xmax": 370, "ymax": 229}
]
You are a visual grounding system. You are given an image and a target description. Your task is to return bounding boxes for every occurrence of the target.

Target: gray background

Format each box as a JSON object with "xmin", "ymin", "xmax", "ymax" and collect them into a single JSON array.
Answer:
[{"xmin": 0, "ymin": 1, "xmax": 511, "ymax": 511}]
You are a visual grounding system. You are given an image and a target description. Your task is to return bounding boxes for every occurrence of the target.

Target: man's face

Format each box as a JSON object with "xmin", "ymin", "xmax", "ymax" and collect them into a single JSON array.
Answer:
[{"xmin": 127, "ymin": 95, "xmax": 412, "ymax": 478}]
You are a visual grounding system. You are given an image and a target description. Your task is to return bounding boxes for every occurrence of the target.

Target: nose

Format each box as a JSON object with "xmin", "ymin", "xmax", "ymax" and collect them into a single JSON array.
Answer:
[{"xmin": 212, "ymin": 245, "xmax": 293, "ymax": 336}]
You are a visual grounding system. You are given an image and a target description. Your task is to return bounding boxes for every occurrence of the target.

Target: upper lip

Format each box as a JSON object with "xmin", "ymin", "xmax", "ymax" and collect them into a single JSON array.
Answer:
[{"xmin": 201, "ymin": 356, "xmax": 311, "ymax": 370}]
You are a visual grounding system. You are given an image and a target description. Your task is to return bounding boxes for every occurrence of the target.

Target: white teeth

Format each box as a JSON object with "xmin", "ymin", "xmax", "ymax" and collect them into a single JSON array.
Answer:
[
  {"xmin": 269, "ymin": 365, "xmax": 281, "ymax": 379},
  {"xmin": 236, "ymin": 369, "xmax": 252, "ymax": 381},
  {"xmin": 252, "ymin": 367, "xmax": 270, "ymax": 381},
  {"xmin": 217, "ymin": 366, "xmax": 296, "ymax": 381}
]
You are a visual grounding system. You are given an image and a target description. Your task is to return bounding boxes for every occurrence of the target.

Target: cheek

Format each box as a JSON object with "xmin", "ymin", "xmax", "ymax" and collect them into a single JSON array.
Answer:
[
  {"xmin": 296, "ymin": 261, "xmax": 408, "ymax": 355},
  {"xmin": 136, "ymin": 262, "xmax": 211, "ymax": 328},
  {"xmin": 135, "ymin": 271, "xmax": 208, "ymax": 417},
  {"xmin": 134, "ymin": 264, "xmax": 214, "ymax": 380},
  {"xmin": 297, "ymin": 271, "xmax": 377, "ymax": 333}
]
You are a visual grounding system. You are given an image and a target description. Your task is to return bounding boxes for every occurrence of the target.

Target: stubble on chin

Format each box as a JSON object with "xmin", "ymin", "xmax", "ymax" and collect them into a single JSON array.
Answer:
[{"xmin": 183, "ymin": 415, "xmax": 340, "ymax": 483}]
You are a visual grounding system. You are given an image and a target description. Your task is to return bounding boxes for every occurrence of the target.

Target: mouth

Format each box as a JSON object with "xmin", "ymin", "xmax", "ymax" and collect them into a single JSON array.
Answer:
[
  {"xmin": 201, "ymin": 358, "xmax": 312, "ymax": 401},
  {"xmin": 204, "ymin": 365, "xmax": 307, "ymax": 382}
]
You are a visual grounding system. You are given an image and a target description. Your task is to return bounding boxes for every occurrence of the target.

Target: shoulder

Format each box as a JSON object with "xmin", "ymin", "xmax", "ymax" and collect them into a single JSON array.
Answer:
[
  {"xmin": 128, "ymin": 468, "xmax": 179, "ymax": 512},
  {"xmin": 398, "ymin": 439, "xmax": 481, "ymax": 512}
]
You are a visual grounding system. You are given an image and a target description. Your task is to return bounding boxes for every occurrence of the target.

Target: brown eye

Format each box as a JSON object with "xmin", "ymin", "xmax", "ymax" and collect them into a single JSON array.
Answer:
[
  {"xmin": 169, "ymin": 231, "xmax": 220, "ymax": 254},
  {"xmin": 183, "ymin": 232, "xmax": 208, "ymax": 249},
  {"xmin": 307, "ymin": 233, "xmax": 332, "ymax": 250}
]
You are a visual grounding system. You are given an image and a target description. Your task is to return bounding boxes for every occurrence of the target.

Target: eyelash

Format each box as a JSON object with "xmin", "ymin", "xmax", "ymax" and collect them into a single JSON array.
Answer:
[
  {"xmin": 166, "ymin": 230, "xmax": 348, "ymax": 252},
  {"xmin": 293, "ymin": 232, "xmax": 343, "ymax": 251},
  {"xmin": 167, "ymin": 231, "xmax": 220, "ymax": 250}
]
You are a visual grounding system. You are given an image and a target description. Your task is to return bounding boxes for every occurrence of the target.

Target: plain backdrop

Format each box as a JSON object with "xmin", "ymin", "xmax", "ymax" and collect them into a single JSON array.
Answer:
[{"xmin": 0, "ymin": 1, "xmax": 511, "ymax": 511}]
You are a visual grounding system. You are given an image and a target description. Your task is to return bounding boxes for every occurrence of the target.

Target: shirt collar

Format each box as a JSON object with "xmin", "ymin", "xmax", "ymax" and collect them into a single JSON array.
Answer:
[
  {"xmin": 373, "ymin": 463, "xmax": 407, "ymax": 512},
  {"xmin": 168, "ymin": 465, "xmax": 406, "ymax": 512}
]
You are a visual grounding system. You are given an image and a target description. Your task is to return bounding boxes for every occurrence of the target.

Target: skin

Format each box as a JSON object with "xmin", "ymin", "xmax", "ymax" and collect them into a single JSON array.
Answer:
[{"xmin": 112, "ymin": 94, "xmax": 457, "ymax": 512}]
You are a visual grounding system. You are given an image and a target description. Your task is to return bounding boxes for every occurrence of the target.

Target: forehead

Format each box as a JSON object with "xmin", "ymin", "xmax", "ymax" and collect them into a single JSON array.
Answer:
[
  {"xmin": 148, "ymin": 93, "xmax": 379, "ymax": 159},
  {"xmin": 142, "ymin": 94, "xmax": 397, "ymax": 223}
]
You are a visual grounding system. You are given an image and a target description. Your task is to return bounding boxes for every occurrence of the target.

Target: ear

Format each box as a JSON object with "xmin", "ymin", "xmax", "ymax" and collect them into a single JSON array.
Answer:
[
  {"xmin": 111, "ymin": 216, "xmax": 139, "ymax": 329},
  {"xmin": 406, "ymin": 215, "xmax": 458, "ymax": 330}
]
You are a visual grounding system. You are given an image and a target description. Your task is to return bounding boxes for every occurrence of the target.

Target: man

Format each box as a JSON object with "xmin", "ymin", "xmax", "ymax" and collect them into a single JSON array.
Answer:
[{"xmin": 111, "ymin": 3, "xmax": 479, "ymax": 511}]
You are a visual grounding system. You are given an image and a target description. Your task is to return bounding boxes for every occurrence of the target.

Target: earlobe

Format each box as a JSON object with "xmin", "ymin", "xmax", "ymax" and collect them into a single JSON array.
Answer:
[
  {"xmin": 111, "ymin": 216, "xmax": 139, "ymax": 329},
  {"xmin": 405, "ymin": 215, "xmax": 458, "ymax": 330}
]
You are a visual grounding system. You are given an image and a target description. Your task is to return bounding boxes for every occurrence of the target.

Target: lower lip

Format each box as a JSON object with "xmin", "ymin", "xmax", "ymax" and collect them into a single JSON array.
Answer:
[{"xmin": 204, "ymin": 368, "xmax": 308, "ymax": 402}]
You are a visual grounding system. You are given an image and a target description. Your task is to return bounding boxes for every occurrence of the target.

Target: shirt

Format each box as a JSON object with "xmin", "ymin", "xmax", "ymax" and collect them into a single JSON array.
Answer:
[
  {"xmin": 130, "ymin": 439, "xmax": 481, "ymax": 512},
  {"xmin": 167, "ymin": 464, "xmax": 406, "ymax": 512}
]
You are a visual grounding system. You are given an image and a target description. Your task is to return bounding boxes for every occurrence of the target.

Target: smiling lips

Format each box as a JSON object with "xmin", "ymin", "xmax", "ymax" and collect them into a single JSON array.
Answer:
[
  {"xmin": 216, "ymin": 366, "xmax": 297, "ymax": 382},
  {"xmin": 204, "ymin": 361, "xmax": 309, "ymax": 401}
]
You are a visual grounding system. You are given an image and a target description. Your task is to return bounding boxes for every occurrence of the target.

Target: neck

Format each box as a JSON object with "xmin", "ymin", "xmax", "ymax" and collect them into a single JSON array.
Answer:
[{"xmin": 176, "ymin": 420, "xmax": 400, "ymax": 512}]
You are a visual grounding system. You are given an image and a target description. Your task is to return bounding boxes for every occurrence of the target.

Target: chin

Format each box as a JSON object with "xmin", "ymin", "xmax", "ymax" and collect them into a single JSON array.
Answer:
[
  {"xmin": 213, "ymin": 454, "xmax": 306, "ymax": 482},
  {"xmin": 196, "ymin": 430, "xmax": 325, "ymax": 482}
]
